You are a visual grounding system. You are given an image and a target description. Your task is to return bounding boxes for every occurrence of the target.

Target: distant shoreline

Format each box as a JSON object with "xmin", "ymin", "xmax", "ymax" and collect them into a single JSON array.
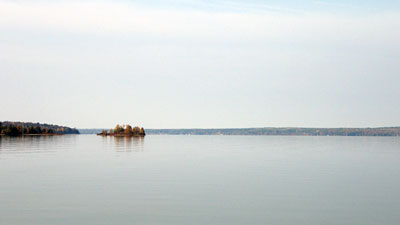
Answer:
[
  {"xmin": 0, "ymin": 121, "xmax": 80, "ymax": 136},
  {"xmin": 0, "ymin": 134, "xmax": 65, "ymax": 136},
  {"xmin": 80, "ymin": 127, "xmax": 400, "ymax": 136}
]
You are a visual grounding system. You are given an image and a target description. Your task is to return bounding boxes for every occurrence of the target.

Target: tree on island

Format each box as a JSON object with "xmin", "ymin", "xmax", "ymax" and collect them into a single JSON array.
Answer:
[
  {"xmin": 139, "ymin": 127, "xmax": 145, "ymax": 136},
  {"xmin": 114, "ymin": 124, "xmax": 124, "ymax": 133},
  {"xmin": 98, "ymin": 124, "xmax": 145, "ymax": 136},
  {"xmin": 125, "ymin": 125, "xmax": 133, "ymax": 135}
]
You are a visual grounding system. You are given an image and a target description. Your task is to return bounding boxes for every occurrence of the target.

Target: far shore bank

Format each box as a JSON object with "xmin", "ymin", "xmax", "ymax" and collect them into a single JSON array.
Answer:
[
  {"xmin": 82, "ymin": 127, "xmax": 400, "ymax": 136},
  {"xmin": 0, "ymin": 134, "xmax": 67, "ymax": 137}
]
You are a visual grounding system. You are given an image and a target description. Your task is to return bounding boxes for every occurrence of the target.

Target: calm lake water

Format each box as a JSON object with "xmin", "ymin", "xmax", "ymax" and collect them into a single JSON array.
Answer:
[{"xmin": 0, "ymin": 135, "xmax": 399, "ymax": 225}]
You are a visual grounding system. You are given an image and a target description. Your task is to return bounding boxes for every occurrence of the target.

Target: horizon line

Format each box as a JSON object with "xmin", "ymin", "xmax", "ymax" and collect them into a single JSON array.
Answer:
[{"xmin": 78, "ymin": 126, "xmax": 400, "ymax": 130}]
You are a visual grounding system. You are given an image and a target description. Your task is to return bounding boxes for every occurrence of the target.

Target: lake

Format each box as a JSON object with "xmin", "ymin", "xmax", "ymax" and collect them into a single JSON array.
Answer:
[{"xmin": 0, "ymin": 135, "xmax": 399, "ymax": 225}]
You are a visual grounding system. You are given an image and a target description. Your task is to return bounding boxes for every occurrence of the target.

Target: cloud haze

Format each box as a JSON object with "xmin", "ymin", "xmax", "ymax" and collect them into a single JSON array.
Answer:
[{"xmin": 1, "ymin": 0, "xmax": 399, "ymax": 128}]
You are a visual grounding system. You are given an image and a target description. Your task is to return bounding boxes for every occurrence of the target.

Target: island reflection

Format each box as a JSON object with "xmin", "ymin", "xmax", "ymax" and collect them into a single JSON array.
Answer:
[{"xmin": 102, "ymin": 136, "xmax": 144, "ymax": 152}]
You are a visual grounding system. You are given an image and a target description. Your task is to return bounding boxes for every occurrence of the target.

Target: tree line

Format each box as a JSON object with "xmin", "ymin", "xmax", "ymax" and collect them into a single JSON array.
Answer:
[
  {"xmin": 0, "ymin": 121, "xmax": 80, "ymax": 136},
  {"xmin": 145, "ymin": 127, "xmax": 400, "ymax": 136}
]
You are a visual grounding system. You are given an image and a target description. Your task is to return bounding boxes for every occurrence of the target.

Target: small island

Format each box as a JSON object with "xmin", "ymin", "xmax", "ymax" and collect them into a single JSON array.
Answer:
[
  {"xmin": 0, "ymin": 121, "xmax": 80, "ymax": 136},
  {"xmin": 97, "ymin": 124, "xmax": 145, "ymax": 137}
]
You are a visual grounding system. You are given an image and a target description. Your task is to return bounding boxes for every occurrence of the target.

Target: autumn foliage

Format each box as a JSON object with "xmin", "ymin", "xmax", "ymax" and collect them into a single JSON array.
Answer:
[
  {"xmin": 98, "ymin": 124, "xmax": 145, "ymax": 137},
  {"xmin": 0, "ymin": 121, "xmax": 79, "ymax": 136}
]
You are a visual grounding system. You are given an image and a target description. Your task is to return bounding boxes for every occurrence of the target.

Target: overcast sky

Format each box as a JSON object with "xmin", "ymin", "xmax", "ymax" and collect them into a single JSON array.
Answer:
[{"xmin": 1, "ymin": 0, "xmax": 399, "ymax": 128}]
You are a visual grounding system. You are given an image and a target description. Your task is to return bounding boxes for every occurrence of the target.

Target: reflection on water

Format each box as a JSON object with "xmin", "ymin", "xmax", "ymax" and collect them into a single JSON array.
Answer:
[
  {"xmin": 0, "ymin": 135, "xmax": 145, "ymax": 157},
  {"xmin": 0, "ymin": 135, "xmax": 77, "ymax": 156},
  {"xmin": 105, "ymin": 136, "xmax": 144, "ymax": 152},
  {"xmin": 0, "ymin": 135, "xmax": 400, "ymax": 225}
]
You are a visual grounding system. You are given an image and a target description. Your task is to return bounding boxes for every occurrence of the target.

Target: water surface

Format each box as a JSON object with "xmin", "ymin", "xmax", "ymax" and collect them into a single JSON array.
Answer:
[{"xmin": 1, "ymin": 135, "xmax": 399, "ymax": 225}]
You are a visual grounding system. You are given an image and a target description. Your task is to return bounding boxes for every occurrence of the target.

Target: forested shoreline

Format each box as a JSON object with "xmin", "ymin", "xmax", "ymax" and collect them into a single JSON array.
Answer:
[
  {"xmin": 0, "ymin": 121, "xmax": 79, "ymax": 136},
  {"xmin": 79, "ymin": 127, "xmax": 400, "ymax": 136},
  {"xmin": 146, "ymin": 127, "xmax": 400, "ymax": 136}
]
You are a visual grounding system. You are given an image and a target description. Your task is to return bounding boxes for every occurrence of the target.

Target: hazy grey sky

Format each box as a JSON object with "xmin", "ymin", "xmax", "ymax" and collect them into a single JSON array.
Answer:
[{"xmin": 1, "ymin": 0, "xmax": 399, "ymax": 128}]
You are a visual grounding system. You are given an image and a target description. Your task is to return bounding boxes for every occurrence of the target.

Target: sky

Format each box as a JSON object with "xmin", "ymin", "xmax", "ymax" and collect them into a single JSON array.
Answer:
[{"xmin": 1, "ymin": 0, "xmax": 399, "ymax": 129}]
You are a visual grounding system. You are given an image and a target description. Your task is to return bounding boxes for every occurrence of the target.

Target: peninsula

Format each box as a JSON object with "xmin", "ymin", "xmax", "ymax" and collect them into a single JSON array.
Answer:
[
  {"xmin": 97, "ymin": 124, "xmax": 145, "ymax": 137},
  {"xmin": 0, "ymin": 121, "xmax": 80, "ymax": 136}
]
